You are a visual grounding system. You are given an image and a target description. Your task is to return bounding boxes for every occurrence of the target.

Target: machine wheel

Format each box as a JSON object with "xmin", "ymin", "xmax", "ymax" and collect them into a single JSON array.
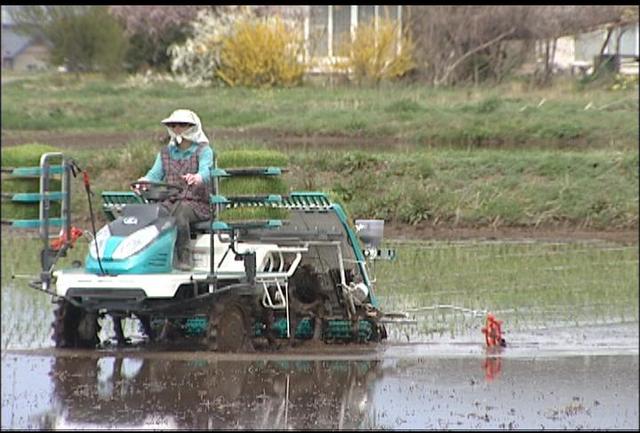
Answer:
[
  {"xmin": 371, "ymin": 322, "xmax": 388, "ymax": 342},
  {"xmin": 206, "ymin": 295, "xmax": 254, "ymax": 352},
  {"xmin": 51, "ymin": 299, "xmax": 100, "ymax": 348},
  {"xmin": 137, "ymin": 314, "xmax": 157, "ymax": 341}
]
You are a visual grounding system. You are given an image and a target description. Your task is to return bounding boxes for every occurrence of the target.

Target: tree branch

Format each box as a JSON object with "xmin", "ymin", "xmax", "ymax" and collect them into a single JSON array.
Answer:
[{"xmin": 435, "ymin": 26, "xmax": 516, "ymax": 86}]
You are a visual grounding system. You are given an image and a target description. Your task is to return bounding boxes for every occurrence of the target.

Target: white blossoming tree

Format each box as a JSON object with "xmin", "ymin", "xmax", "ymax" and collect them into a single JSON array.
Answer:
[{"xmin": 168, "ymin": 6, "xmax": 256, "ymax": 87}]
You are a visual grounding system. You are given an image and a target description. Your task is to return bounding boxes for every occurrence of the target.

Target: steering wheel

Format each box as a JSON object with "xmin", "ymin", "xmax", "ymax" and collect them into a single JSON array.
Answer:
[{"xmin": 130, "ymin": 180, "xmax": 184, "ymax": 202}]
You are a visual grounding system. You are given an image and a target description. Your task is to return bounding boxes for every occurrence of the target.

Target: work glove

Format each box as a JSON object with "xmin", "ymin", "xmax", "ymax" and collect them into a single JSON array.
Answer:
[{"xmin": 131, "ymin": 177, "xmax": 149, "ymax": 194}]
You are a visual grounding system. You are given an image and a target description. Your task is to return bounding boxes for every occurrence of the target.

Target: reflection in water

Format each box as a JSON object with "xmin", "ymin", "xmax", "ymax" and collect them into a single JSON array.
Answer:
[
  {"xmin": 482, "ymin": 346, "xmax": 505, "ymax": 382},
  {"xmin": 482, "ymin": 356, "xmax": 502, "ymax": 382},
  {"xmin": 4, "ymin": 350, "xmax": 638, "ymax": 430},
  {"xmin": 38, "ymin": 355, "xmax": 382, "ymax": 430}
]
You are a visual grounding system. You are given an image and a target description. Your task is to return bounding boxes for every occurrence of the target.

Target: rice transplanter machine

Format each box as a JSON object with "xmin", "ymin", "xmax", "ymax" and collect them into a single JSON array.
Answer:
[{"xmin": 13, "ymin": 152, "xmax": 404, "ymax": 351}]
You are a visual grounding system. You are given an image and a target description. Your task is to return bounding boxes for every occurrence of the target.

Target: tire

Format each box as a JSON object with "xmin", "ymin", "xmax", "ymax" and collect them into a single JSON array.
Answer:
[
  {"xmin": 371, "ymin": 322, "xmax": 388, "ymax": 343},
  {"xmin": 51, "ymin": 299, "xmax": 100, "ymax": 349},
  {"xmin": 206, "ymin": 295, "xmax": 254, "ymax": 352}
]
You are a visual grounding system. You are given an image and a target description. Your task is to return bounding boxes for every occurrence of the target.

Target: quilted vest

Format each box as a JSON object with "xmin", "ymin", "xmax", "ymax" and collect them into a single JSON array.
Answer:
[{"xmin": 160, "ymin": 144, "xmax": 211, "ymax": 220}]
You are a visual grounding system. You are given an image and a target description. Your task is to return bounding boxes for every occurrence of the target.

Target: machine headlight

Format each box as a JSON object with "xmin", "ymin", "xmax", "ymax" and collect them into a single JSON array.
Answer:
[
  {"xmin": 111, "ymin": 224, "xmax": 160, "ymax": 260},
  {"xmin": 88, "ymin": 225, "xmax": 111, "ymax": 259}
]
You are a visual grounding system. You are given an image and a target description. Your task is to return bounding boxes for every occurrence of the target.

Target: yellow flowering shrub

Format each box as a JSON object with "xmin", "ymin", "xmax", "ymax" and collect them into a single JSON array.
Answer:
[
  {"xmin": 336, "ymin": 18, "xmax": 415, "ymax": 85},
  {"xmin": 217, "ymin": 17, "xmax": 307, "ymax": 88},
  {"xmin": 611, "ymin": 73, "xmax": 639, "ymax": 90},
  {"xmin": 168, "ymin": 7, "xmax": 256, "ymax": 87}
]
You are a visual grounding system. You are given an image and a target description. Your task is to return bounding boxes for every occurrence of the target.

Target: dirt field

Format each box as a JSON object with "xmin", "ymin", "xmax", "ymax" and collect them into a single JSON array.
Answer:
[
  {"xmin": 384, "ymin": 223, "xmax": 638, "ymax": 245},
  {"xmin": 1, "ymin": 128, "xmax": 405, "ymax": 150}
]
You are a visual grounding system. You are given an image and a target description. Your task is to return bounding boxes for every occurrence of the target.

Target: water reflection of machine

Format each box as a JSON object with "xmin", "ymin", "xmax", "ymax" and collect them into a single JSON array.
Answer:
[{"xmin": 41, "ymin": 354, "xmax": 383, "ymax": 429}]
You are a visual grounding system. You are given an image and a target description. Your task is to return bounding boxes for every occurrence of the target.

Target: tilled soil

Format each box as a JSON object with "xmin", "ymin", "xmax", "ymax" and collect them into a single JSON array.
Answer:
[
  {"xmin": 384, "ymin": 223, "xmax": 638, "ymax": 245},
  {"xmin": 1, "ymin": 128, "xmax": 405, "ymax": 150}
]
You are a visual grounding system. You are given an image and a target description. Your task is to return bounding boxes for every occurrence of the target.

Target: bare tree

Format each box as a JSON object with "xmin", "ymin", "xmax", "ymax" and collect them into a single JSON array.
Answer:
[
  {"xmin": 406, "ymin": 6, "xmax": 530, "ymax": 86},
  {"xmin": 405, "ymin": 5, "xmax": 634, "ymax": 86}
]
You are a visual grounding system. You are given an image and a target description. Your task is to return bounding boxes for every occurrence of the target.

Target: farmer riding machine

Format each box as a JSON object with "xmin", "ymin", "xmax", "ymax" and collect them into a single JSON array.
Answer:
[{"xmin": 18, "ymin": 151, "xmax": 397, "ymax": 351}]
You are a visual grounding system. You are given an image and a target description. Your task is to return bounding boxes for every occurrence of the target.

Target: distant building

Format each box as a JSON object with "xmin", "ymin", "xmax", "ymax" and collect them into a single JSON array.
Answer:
[
  {"xmin": 262, "ymin": 5, "xmax": 404, "ymax": 75},
  {"xmin": 547, "ymin": 21, "xmax": 639, "ymax": 75},
  {"xmin": 304, "ymin": 5, "xmax": 403, "ymax": 73},
  {"xmin": 1, "ymin": 23, "xmax": 51, "ymax": 71}
]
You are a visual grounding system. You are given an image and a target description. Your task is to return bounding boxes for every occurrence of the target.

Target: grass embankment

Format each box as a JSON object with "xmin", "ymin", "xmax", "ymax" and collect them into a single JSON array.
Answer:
[
  {"xmin": 1, "ymin": 72, "xmax": 637, "ymax": 232},
  {"xmin": 1, "ymin": 71, "xmax": 638, "ymax": 149},
  {"xmin": 290, "ymin": 148, "xmax": 638, "ymax": 230},
  {"xmin": 9, "ymin": 141, "xmax": 632, "ymax": 232}
]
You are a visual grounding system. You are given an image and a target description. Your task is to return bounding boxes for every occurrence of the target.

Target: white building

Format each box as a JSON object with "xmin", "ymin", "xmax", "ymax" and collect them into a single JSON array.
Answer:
[
  {"xmin": 304, "ymin": 5, "xmax": 403, "ymax": 73},
  {"xmin": 547, "ymin": 22, "xmax": 639, "ymax": 75}
]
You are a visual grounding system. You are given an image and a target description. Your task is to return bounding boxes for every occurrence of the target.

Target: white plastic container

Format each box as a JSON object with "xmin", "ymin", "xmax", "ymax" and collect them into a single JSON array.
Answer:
[
  {"xmin": 354, "ymin": 219, "xmax": 384, "ymax": 248},
  {"xmin": 349, "ymin": 281, "xmax": 369, "ymax": 304}
]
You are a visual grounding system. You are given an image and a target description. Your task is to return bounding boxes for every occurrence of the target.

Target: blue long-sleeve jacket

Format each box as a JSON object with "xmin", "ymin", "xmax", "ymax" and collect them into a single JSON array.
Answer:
[{"xmin": 144, "ymin": 142, "xmax": 214, "ymax": 182}]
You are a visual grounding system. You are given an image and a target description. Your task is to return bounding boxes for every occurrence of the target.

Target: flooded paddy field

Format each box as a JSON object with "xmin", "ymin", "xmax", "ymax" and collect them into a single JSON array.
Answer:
[{"xmin": 1, "ymin": 235, "xmax": 638, "ymax": 429}]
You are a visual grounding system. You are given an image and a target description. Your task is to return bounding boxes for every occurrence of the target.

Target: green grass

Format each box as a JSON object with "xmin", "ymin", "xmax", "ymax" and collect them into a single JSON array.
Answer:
[
  {"xmin": 373, "ymin": 239, "xmax": 639, "ymax": 337},
  {"xmin": 288, "ymin": 148, "xmax": 639, "ymax": 230},
  {"xmin": 2, "ymin": 72, "xmax": 638, "ymax": 149},
  {"xmin": 1, "ymin": 139, "xmax": 635, "ymax": 230},
  {"xmin": 6, "ymin": 141, "xmax": 635, "ymax": 231},
  {"xmin": 0, "ymin": 142, "xmax": 63, "ymax": 167},
  {"xmin": 1, "ymin": 143, "xmax": 63, "ymax": 220},
  {"xmin": 216, "ymin": 149, "xmax": 289, "ymax": 220},
  {"xmin": 1, "ymin": 234, "xmax": 87, "ymax": 287}
]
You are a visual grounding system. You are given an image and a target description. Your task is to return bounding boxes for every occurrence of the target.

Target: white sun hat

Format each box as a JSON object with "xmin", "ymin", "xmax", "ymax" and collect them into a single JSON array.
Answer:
[
  {"xmin": 161, "ymin": 109, "xmax": 199, "ymax": 126},
  {"xmin": 161, "ymin": 109, "xmax": 210, "ymax": 146}
]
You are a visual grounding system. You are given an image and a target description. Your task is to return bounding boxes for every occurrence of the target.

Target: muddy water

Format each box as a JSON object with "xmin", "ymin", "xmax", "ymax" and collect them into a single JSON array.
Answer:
[{"xmin": 2, "ymin": 343, "xmax": 638, "ymax": 430}]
